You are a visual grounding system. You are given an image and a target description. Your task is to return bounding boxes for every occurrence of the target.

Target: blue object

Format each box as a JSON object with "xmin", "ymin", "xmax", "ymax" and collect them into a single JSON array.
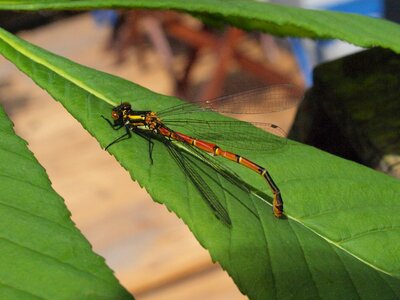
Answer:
[
  {"xmin": 289, "ymin": 0, "xmax": 385, "ymax": 86},
  {"xmin": 91, "ymin": 10, "xmax": 119, "ymax": 27},
  {"xmin": 323, "ymin": 0, "xmax": 383, "ymax": 16}
]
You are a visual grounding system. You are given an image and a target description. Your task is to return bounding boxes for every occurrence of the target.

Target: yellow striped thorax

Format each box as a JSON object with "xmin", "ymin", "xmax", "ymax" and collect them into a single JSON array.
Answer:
[{"xmin": 111, "ymin": 103, "xmax": 162, "ymax": 129}]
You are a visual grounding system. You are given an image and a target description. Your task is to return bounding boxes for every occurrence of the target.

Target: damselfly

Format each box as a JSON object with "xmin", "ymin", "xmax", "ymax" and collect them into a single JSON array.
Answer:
[{"xmin": 102, "ymin": 85, "xmax": 300, "ymax": 225}]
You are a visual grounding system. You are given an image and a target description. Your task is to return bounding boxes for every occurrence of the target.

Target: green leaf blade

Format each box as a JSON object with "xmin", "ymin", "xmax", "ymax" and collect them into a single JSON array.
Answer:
[
  {"xmin": 0, "ymin": 89, "xmax": 132, "ymax": 298},
  {"xmin": 0, "ymin": 0, "xmax": 400, "ymax": 53},
  {"xmin": 1, "ymin": 28, "xmax": 400, "ymax": 299}
]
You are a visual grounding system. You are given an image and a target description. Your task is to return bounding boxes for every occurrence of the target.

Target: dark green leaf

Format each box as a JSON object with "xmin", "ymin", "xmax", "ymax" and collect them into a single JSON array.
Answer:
[{"xmin": 0, "ymin": 0, "xmax": 400, "ymax": 53}]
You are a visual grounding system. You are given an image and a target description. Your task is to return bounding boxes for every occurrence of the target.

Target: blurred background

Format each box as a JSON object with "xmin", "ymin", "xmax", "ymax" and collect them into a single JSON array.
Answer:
[{"xmin": 0, "ymin": 1, "xmax": 398, "ymax": 299}]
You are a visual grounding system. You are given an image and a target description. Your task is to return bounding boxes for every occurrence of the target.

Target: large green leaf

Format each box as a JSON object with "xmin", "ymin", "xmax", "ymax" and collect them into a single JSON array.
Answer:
[
  {"xmin": 1, "ymin": 28, "xmax": 400, "ymax": 299},
  {"xmin": 0, "ymin": 0, "xmax": 400, "ymax": 53},
  {"xmin": 0, "ymin": 105, "xmax": 132, "ymax": 298}
]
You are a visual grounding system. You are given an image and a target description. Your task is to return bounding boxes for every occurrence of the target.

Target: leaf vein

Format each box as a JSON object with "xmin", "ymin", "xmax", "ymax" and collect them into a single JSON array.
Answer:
[
  {"xmin": 0, "ymin": 198, "xmax": 76, "ymax": 234},
  {"xmin": 0, "ymin": 281, "xmax": 45, "ymax": 300},
  {"xmin": 0, "ymin": 30, "xmax": 116, "ymax": 106},
  {"xmin": 331, "ymin": 246, "xmax": 362, "ymax": 299},
  {"xmin": 253, "ymin": 203, "xmax": 277, "ymax": 300},
  {"xmin": 1, "ymin": 237, "xmax": 110, "ymax": 285},
  {"xmin": 288, "ymin": 221, "xmax": 322, "ymax": 299},
  {"xmin": 337, "ymin": 226, "xmax": 400, "ymax": 245}
]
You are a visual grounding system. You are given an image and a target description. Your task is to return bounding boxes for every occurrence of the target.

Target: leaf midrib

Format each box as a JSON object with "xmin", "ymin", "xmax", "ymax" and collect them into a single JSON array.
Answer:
[
  {"xmin": 0, "ymin": 29, "xmax": 116, "ymax": 106},
  {"xmin": 284, "ymin": 206, "xmax": 396, "ymax": 278}
]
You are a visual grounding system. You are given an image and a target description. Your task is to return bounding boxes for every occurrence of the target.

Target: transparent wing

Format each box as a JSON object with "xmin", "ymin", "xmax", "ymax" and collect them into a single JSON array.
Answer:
[
  {"xmin": 166, "ymin": 141, "xmax": 232, "ymax": 225},
  {"xmin": 158, "ymin": 84, "xmax": 302, "ymax": 117},
  {"xmin": 163, "ymin": 118, "xmax": 287, "ymax": 152},
  {"xmin": 165, "ymin": 140, "xmax": 261, "ymax": 226}
]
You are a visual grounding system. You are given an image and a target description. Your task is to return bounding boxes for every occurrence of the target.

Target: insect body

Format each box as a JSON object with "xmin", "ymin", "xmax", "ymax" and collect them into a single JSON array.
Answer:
[{"xmin": 103, "ymin": 86, "xmax": 299, "ymax": 225}]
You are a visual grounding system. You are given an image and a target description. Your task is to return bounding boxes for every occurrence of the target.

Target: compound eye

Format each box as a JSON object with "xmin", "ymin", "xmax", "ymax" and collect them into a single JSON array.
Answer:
[{"xmin": 111, "ymin": 111, "xmax": 119, "ymax": 120}]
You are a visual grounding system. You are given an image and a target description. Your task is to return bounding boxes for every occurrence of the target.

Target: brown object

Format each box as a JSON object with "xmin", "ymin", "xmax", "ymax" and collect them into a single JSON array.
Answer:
[{"xmin": 109, "ymin": 11, "xmax": 303, "ymax": 99}]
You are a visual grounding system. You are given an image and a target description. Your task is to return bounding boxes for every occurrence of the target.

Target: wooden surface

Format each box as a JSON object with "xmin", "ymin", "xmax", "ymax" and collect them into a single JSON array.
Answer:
[{"xmin": 0, "ymin": 13, "xmax": 298, "ymax": 299}]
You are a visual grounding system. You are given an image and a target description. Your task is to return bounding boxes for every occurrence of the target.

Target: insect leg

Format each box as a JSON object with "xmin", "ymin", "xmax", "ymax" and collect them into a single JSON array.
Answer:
[
  {"xmin": 134, "ymin": 129, "xmax": 155, "ymax": 165},
  {"xmin": 101, "ymin": 115, "xmax": 124, "ymax": 130},
  {"xmin": 105, "ymin": 125, "xmax": 132, "ymax": 150}
]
